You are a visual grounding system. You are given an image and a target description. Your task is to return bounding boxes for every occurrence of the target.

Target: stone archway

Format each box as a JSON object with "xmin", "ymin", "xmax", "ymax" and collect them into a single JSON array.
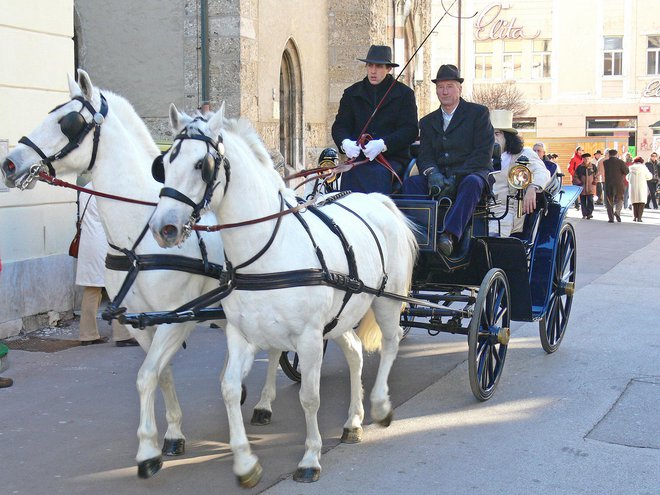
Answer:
[{"xmin": 279, "ymin": 39, "xmax": 303, "ymax": 171}]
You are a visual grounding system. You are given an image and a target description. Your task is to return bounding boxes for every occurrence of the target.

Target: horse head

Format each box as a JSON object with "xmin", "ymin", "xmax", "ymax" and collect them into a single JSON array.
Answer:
[
  {"xmin": 1, "ymin": 69, "xmax": 107, "ymax": 189},
  {"xmin": 150, "ymin": 102, "xmax": 229, "ymax": 248}
]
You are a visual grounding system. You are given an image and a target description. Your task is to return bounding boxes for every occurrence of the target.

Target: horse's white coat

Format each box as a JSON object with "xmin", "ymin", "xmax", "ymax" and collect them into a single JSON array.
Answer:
[
  {"xmin": 1, "ymin": 71, "xmax": 281, "ymax": 474},
  {"xmin": 149, "ymin": 105, "xmax": 419, "ymax": 483}
]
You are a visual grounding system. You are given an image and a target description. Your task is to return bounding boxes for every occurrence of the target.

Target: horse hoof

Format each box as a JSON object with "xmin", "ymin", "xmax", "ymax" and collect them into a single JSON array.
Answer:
[
  {"xmin": 237, "ymin": 462, "xmax": 263, "ymax": 488},
  {"xmin": 376, "ymin": 410, "xmax": 393, "ymax": 428},
  {"xmin": 341, "ymin": 426, "xmax": 363, "ymax": 444},
  {"xmin": 250, "ymin": 408, "xmax": 272, "ymax": 426},
  {"xmin": 293, "ymin": 467, "xmax": 321, "ymax": 483},
  {"xmin": 162, "ymin": 438, "xmax": 185, "ymax": 456},
  {"xmin": 137, "ymin": 456, "xmax": 162, "ymax": 479},
  {"xmin": 241, "ymin": 384, "xmax": 247, "ymax": 406}
]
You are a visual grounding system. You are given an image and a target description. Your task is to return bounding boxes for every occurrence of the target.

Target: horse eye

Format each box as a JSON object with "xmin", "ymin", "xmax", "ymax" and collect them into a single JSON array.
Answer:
[{"xmin": 194, "ymin": 159, "xmax": 203, "ymax": 170}]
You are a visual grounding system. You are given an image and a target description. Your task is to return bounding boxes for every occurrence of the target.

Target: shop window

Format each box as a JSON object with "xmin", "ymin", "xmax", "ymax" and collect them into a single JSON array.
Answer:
[
  {"xmin": 603, "ymin": 36, "xmax": 623, "ymax": 76},
  {"xmin": 586, "ymin": 117, "xmax": 636, "ymax": 148},
  {"xmin": 647, "ymin": 35, "xmax": 660, "ymax": 75},
  {"xmin": 475, "ymin": 41, "xmax": 493, "ymax": 80},
  {"xmin": 532, "ymin": 39, "xmax": 551, "ymax": 79},
  {"xmin": 503, "ymin": 40, "xmax": 522, "ymax": 80},
  {"xmin": 513, "ymin": 118, "xmax": 536, "ymax": 136}
]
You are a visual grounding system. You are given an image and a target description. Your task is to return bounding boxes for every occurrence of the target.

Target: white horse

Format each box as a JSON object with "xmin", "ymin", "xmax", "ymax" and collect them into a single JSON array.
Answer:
[
  {"xmin": 148, "ymin": 105, "xmax": 419, "ymax": 486},
  {"xmin": 0, "ymin": 70, "xmax": 284, "ymax": 479}
]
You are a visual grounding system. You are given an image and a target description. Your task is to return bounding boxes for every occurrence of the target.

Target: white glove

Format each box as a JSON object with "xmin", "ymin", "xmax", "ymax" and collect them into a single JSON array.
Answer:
[
  {"xmin": 341, "ymin": 139, "xmax": 361, "ymax": 159},
  {"xmin": 362, "ymin": 139, "xmax": 386, "ymax": 161}
]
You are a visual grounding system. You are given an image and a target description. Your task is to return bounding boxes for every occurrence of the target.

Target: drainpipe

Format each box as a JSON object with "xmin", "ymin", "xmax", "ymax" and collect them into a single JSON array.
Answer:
[
  {"xmin": 200, "ymin": 0, "xmax": 209, "ymax": 106},
  {"xmin": 392, "ymin": 0, "xmax": 396, "ymax": 63}
]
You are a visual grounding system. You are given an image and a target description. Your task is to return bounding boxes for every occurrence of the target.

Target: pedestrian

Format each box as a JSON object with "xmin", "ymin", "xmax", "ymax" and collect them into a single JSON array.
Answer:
[
  {"xmin": 623, "ymin": 152, "xmax": 633, "ymax": 209},
  {"xmin": 645, "ymin": 151, "xmax": 659, "ymax": 209},
  {"xmin": 532, "ymin": 141, "xmax": 558, "ymax": 176},
  {"xmin": 490, "ymin": 111, "xmax": 551, "ymax": 236},
  {"xmin": 628, "ymin": 156, "xmax": 652, "ymax": 222},
  {"xmin": 568, "ymin": 146, "xmax": 583, "ymax": 210},
  {"xmin": 332, "ymin": 45, "xmax": 418, "ymax": 194},
  {"xmin": 76, "ymin": 183, "xmax": 138, "ymax": 347},
  {"xmin": 575, "ymin": 153, "xmax": 596, "ymax": 219},
  {"xmin": 592, "ymin": 150, "xmax": 604, "ymax": 204},
  {"xmin": 603, "ymin": 149, "xmax": 629, "ymax": 223},
  {"xmin": 0, "ymin": 252, "xmax": 13, "ymax": 389},
  {"xmin": 401, "ymin": 64, "xmax": 494, "ymax": 256}
]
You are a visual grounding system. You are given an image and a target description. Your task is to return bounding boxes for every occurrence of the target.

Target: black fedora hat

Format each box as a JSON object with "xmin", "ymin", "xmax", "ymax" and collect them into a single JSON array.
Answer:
[
  {"xmin": 431, "ymin": 64, "xmax": 464, "ymax": 83},
  {"xmin": 357, "ymin": 45, "xmax": 399, "ymax": 67}
]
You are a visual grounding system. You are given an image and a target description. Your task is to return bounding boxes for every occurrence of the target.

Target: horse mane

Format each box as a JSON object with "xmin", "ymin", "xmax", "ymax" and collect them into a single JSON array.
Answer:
[
  {"xmin": 101, "ymin": 90, "xmax": 160, "ymax": 156},
  {"xmin": 223, "ymin": 117, "xmax": 275, "ymax": 171}
]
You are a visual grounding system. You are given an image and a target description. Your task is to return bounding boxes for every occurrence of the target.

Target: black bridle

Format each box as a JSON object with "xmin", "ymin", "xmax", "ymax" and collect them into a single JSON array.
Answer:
[
  {"xmin": 152, "ymin": 120, "xmax": 230, "ymax": 236},
  {"xmin": 18, "ymin": 94, "xmax": 108, "ymax": 179}
]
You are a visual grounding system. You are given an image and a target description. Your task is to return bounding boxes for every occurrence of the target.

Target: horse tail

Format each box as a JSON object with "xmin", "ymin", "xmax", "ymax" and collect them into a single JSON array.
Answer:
[{"xmin": 357, "ymin": 308, "xmax": 382, "ymax": 352}]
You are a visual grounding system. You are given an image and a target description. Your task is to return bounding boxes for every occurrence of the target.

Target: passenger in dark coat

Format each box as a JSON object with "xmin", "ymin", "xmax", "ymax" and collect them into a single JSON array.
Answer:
[
  {"xmin": 332, "ymin": 45, "xmax": 418, "ymax": 194},
  {"xmin": 402, "ymin": 64, "xmax": 494, "ymax": 256},
  {"xmin": 603, "ymin": 149, "xmax": 629, "ymax": 223}
]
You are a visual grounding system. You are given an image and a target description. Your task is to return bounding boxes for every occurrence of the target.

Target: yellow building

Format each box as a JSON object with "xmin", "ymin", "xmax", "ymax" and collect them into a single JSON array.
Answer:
[{"xmin": 431, "ymin": 0, "xmax": 660, "ymax": 162}]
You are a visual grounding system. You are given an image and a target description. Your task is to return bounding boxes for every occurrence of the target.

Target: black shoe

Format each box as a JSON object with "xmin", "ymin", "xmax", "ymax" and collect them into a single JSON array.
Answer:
[
  {"xmin": 587, "ymin": 215, "xmax": 593, "ymax": 219},
  {"xmin": 437, "ymin": 233, "xmax": 455, "ymax": 257},
  {"xmin": 80, "ymin": 337, "xmax": 109, "ymax": 346},
  {"xmin": 615, "ymin": 214, "xmax": 621, "ymax": 222},
  {"xmin": 115, "ymin": 338, "xmax": 139, "ymax": 347},
  {"xmin": 608, "ymin": 219, "xmax": 614, "ymax": 223},
  {"xmin": 0, "ymin": 377, "xmax": 13, "ymax": 388}
]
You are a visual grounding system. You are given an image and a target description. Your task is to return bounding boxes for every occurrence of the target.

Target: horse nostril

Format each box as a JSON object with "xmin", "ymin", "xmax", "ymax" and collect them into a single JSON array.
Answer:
[
  {"xmin": 2, "ymin": 159, "xmax": 16, "ymax": 173},
  {"xmin": 161, "ymin": 224, "xmax": 178, "ymax": 239}
]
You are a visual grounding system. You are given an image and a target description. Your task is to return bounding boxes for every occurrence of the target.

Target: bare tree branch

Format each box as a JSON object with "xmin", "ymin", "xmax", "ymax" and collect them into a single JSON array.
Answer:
[{"xmin": 469, "ymin": 82, "xmax": 530, "ymax": 116}]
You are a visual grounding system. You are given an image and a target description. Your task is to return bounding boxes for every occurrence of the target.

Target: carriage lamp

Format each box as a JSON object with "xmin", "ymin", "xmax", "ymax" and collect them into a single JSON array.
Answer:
[{"xmin": 507, "ymin": 159, "xmax": 532, "ymax": 218}]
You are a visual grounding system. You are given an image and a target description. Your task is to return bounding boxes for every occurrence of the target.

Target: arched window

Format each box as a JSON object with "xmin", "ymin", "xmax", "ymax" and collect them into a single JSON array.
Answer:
[{"xmin": 279, "ymin": 39, "xmax": 303, "ymax": 171}]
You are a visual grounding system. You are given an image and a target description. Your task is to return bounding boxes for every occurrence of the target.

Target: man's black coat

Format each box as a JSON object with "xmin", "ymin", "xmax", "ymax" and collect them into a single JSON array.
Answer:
[
  {"xmin": 417, "ymin": 98, "xmax": 494, "ymax": 184},
  {"xmin": 332, "ymin": 74, "xmax": 418, "ymax": 167}
]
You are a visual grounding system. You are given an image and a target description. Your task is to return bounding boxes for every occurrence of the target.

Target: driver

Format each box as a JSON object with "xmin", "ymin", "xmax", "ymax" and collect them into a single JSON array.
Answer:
[{"xmin": 488, "ymin": 109, "xmax": 551, "ymax": 237}]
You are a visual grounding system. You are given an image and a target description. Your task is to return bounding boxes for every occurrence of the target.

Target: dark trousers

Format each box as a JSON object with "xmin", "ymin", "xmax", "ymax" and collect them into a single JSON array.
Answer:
[
  {"xmin": 605, "ymin": 190, "xmax": 622, "ymax": 221},
  {"xmin": 633, "ymin": 203, "xmax": 646, "ymax": 220},
  {"xmin": 339, "ymin": 159, "xmax": 405, "ymax": 194},
  {"xmin": 402, "ymin": 173, "xmax": 486, "ymax": 240},
  {"xmin": 646, "ymin": 180, "xmax": 658, "ymax": 208},
  {"xmin": 580, "ymin": 195, "xmax": 594, "ymax": 218}
]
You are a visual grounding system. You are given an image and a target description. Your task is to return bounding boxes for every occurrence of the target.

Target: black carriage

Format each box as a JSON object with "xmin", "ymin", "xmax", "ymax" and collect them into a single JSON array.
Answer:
[{"xmin": 390, "ymin": 165, "xmax": 579, "ymax": 400}]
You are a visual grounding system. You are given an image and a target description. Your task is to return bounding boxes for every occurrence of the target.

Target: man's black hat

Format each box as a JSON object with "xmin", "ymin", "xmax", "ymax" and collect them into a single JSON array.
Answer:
[
  {"xmin": 431, "ymin": 64, "xmax": 464, "ymax": 84},
  {"xmin": 358, "ymin": 45, "xmax": 399, "ymax": 67}
]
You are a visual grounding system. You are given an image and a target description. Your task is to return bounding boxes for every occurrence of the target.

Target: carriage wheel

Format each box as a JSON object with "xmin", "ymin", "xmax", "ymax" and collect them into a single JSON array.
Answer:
[
  {"xmin": 279, "ymin": 340, "xmax": 329, "ymax": 383},
  {"xmin": 539, "ymin": 223, "xmax": 576, "ymax": 354},
  {"xmin": 468, "ymin": 268, "xmax": 510, "ymax": 402}
]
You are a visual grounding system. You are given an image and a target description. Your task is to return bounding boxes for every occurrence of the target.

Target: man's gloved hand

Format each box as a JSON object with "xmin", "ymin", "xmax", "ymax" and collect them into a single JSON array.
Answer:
[
  {"xmin": 439, "ymin": 175, "xmax": 457, "ymax": 199},
  {"xmin": 362, "ymin": 139, "xmax": 386, "ymax": 161},
  {"xmin": 427, "ymin": 169, "xmax": 448, "ymax": 197},
  {"xmin": 341, "ymin": 139, "xmax": 361, "ymax": 159}
]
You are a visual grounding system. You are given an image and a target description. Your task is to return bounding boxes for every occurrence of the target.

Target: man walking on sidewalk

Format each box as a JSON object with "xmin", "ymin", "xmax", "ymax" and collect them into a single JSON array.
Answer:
[{"xmin": 603, "ymin": 149, "xmax": 628, "ymax": 223}]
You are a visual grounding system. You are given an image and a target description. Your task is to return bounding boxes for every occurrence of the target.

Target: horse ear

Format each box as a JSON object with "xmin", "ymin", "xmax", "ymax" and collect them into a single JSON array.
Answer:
[
  {"xmin": 77, "ymin": 69, "xmax": 94, "ymax": 101},
  {"xmin": 169, "ymin": 103, "xmax": 192, "ymax": 133},
  {"xmin": 208, "ymin": 101, "xmax": 225, "ymax": 136},
  {"xmin": 67, "ymin": 73, "xmax": 82, "ymax": 98}
]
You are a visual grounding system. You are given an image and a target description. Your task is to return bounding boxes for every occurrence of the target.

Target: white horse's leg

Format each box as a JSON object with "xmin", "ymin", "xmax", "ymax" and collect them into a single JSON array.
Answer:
[
  {"xmin": 222, "ymin": 324, "xmax": 262, "ymax": 488},
  {"xmin": 292, "ymin": 334, "xmax": 324, "ymax": 483},
  {"xmin": 250, "ymin": 348, "xmax": 280, "ymax": 425},
  {"xmin": 135, "ymin": 324, "xmax": 193, "ymax": 479},
  {"xmin": 369, "ymin": 301, "xmax": 404, "ymax": 426},
  {"xmin": 333, "ymin": 331, "xmax": 365, "ymax": 443}
]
